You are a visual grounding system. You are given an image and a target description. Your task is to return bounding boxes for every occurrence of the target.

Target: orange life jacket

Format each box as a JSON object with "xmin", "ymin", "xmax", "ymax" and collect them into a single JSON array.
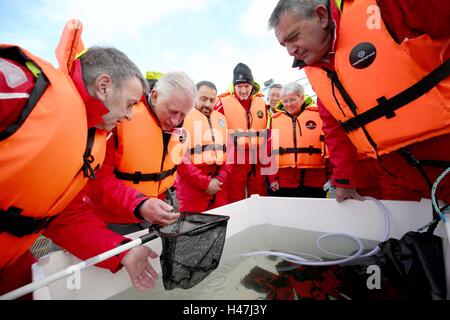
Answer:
[
  {"xmin": 271, "ymin": 107, "xmax": 325, "ymax": 169},
  {"xmin": 305, "ymin": 0, "xmax": 450, "ymax": 158},
  {"xmin": 220, "ymin": 93, "xmax": 267, "ymax": 149},
  {"xmin": 55, "ymin": 19, "xmax": 85, "ymax": 74},
  {"xmin": 183, "ymin": 108, "xmax": 227, "ymax": 165},
  {"xmin": 114, "ymin": 101, "xmax": 187, "ymax": 197},
  {"xmin": 0, "ymin": 45, "xmax": 106, "ymax": 269}
]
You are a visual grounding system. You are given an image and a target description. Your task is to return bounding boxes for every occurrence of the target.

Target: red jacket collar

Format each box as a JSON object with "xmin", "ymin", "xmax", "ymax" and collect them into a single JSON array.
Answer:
[
  {"xmin": 70, "ymin": 60, "xmax": 109, "ymax": 128},
  {"xmin": 292, "ymin": 0, "xmax": 341, "ymax": 70},
  {"xmin": 144, "ymin": 95, "xmax": 162, "ymax": 127},
  {"xmin": 233, "ymin": 92, "xmax": 252, "ymax": 112}
]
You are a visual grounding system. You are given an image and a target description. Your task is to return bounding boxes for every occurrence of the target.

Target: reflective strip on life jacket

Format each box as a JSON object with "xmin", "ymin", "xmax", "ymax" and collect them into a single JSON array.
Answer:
[{"xmin": 0, "ymin": 93, "xmax": 30, "ymax": 99}]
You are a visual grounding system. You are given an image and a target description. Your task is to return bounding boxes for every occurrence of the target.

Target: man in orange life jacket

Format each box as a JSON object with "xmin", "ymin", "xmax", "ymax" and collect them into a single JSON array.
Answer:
[
  {"xmin": 268, "ymin": 82, "xmax": 328, "ymax": 198},
  {"xmin": 266, "ymin": 83, "xmax": 283, "ymax": 129},
  {"xmin": 80, "ymin": 72, "xmax": 195, "ymax": 237},
  {"xmin": 0, "ymin": 46, "xmax": 157, "ymax": 296},
  {"xmin": 268, "ymin": 0, "xmax": 450, "ymax": 204},
  {"xmin": 175, "ymin": 81, "xmax": 231, "ymax": 212},
  {"xmin": 215, "ymin": 63, "xmax": 268, "ymax": 203}
]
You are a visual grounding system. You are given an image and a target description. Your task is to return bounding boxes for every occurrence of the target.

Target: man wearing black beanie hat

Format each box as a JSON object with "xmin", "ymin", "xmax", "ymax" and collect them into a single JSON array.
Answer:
[
  {"xmin": 233, "ymin": 63, "xmax": 254, "ymax": 86},
  {"xmin": 215, "ymin": 63, "xmax": 268, "ymax": 203}
]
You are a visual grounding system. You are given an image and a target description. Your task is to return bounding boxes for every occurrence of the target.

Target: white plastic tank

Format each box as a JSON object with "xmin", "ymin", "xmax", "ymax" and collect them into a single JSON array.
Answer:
[{"xmin": 30, "ymin": 196, "xmax": 449, "ymax": 300}]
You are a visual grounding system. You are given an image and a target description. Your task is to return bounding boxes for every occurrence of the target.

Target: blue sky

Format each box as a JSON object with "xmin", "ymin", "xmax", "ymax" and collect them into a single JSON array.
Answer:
[{"xmin": 0, "ymin": 0, "xmax": 314, "ymax": 96}]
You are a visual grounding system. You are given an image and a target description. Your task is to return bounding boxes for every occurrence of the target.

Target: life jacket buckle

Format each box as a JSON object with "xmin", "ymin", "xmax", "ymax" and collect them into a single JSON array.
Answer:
[
  {"xmin": 82, "ymin": 154, "xmax": 96, "ymax": 178},
  {"xmin": 0, "ymin": 206, "xmax": 54, "ymax": 237}
]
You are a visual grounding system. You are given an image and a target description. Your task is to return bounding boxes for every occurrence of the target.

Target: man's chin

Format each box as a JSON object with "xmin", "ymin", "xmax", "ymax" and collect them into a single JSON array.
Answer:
[
  {"xmin": 300, "ymin": 55, "xmax": 323, "ymax": 66},
  {"xmin": 162, "ymin": 124, "xmax": 174, "ymax": 131},
  {"xmin": 95, "ymin": 123, "xmax": 115, "ymax": 132},
  {"xmin": 201, "ymin": 109, "xmax": 211, "ymax": 117},
  {"xmin": 237, "ymin": 95, "xmax": 251, "ymax": 101}
]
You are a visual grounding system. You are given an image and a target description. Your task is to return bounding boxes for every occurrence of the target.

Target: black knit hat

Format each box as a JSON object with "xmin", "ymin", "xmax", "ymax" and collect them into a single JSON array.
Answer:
[{"xmin": 233, "ymin": 63, "xmax": 254, "ymax": 86}]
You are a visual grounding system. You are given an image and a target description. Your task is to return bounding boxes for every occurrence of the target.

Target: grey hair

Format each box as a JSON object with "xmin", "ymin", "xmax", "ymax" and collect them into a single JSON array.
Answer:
[
  {"xmin": 196, "ymin": 80, "xmax": 217, "ymax": 92},
  {"xmin": 154, "ymin": 71, "xmax": 196, "ymax": 101},
  {"xmin": 281, "ymin": 82, "xmax": 305, "ymax": 97},
  {"xmin": 80, "ymin": 46, "xmax": 149, "ymax": 94},
  {"xmin": 268, "ymin": 0, "xmax": 329, "ymax": 30},
  {"xmin": 269, "ymin": 83, "xmax": 283, "ymax": 90}
]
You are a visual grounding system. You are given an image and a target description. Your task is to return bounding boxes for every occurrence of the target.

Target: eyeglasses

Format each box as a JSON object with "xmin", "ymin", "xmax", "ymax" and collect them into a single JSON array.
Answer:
[{"xmin": 281, "ymin": 96, "xmax": 300, "ymax": 105}]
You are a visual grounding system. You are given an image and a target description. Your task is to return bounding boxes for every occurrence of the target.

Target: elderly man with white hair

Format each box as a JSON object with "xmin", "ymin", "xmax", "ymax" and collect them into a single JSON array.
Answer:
[{"xmin": 44, "ymin": 71, "xmax": 196, "ymax": 292}]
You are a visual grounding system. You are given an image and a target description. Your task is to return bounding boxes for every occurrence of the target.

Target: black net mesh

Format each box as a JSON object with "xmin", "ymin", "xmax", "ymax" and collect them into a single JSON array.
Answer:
[{"xmin": 158, "ymin": 212, "xmax": 230, "ymax": 290}]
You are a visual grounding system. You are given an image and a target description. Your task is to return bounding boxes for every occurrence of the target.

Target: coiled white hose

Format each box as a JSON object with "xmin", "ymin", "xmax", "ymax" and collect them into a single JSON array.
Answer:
[{"xmin": 240, "ymin": 196, "xmax": 390, "ymax": 266}]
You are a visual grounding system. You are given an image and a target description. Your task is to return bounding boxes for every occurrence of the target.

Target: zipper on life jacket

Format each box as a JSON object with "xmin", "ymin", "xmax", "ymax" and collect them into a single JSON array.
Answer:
[
  {"xmin": 324, "ymin": 67, "xmax": 380, "ymax": 158},
  {"xmin": 158, "ymin": 131, "xmax": 170, "ymax": 193},
  {"xmin": 292, "ymin": 116, "xmax": 298, "ymax": 166},
  {"xmin": 207, "ymin": 115, "xmax": 219, "ymax": 161}
]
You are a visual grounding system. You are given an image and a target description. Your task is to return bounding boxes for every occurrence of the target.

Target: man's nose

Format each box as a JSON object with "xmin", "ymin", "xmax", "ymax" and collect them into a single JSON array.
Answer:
[
  {"xmin": 170, "ymin": 115, "xmax": 181, "ymax": 126},
  {"xmin": 287, "ymin": 43, "xmax": 296, "ymax": 57}
]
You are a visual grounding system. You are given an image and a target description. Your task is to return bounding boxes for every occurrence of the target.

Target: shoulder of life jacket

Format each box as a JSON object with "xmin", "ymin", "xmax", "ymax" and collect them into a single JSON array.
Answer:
[
  {"xmin": 218, "ymin": 91, "xmax": 231, "ymax": 99},
  {"xmin": 305, "ymin": 0, "xmax": 450, "ymax": 158},
  {"xmin": 55, "ymin": 19, "xmax": 85, "ymax": 74},
  {"xmin": 271, "ymin": 111, "xmax": 284, "ymax": 120},
  {"xmin": 0, "ymin": 45, "xmax": 106, "ymax": 268},
  {"xmin": 115, "ymin": 101, "xmax": 188, "ymax": 197}
]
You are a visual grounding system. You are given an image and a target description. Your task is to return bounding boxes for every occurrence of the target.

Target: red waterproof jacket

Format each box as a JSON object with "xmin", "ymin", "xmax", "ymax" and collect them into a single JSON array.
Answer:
[
  {"xmin": 44, "ymin": 131, "xmax": 158, "ymax": 272},
  {"xmin": 86, "ymin": 133, "xmax": 153, "ymax": 224},
  {"xmin": 175, "ymin": 160, "xmax": 231, "ymax": 212},
  {"xmin": 268, "ymin": 167, "xmax": 327, "ymax": 189},
  {"xmin": 42, "ymin": 66, "xmax": 140, "ymax": 273}
]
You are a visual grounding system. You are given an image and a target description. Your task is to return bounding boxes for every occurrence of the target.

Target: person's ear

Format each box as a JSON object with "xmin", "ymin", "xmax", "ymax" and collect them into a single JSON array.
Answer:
[
  {"xmin": 94, "ymin": 74, "xmax": 112, "ymax": 102},
  {"xmin": 150, "ymin": 89, "xmax": 158, "ymax": 106},
  {"xmin": 315, "ymin": 4, "xmax": 330, "ymax": 29}
]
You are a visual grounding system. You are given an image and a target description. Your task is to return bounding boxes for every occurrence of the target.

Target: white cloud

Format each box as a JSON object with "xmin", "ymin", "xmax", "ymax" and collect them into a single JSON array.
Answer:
[
  {"xmin": 181, "ymin": 36, "xmax": 314, "ymax": 98},
  {"xmin": 162, "ymin": 50, "xmax": 180, "ymax": 63},
  {"xmin": 4, "ymin": 0, "xmax": 315, "ymax": 98},
  {"xmin": 36, "ymin": 0, "xmax": 208, "ymax": 44},
  {"xmin": 1, "ymin": 33, "xmax": 48, "ymax": 57},
  {"xmin": 238, "ymin": 0, "xmax": 279, "ymax": 39}
]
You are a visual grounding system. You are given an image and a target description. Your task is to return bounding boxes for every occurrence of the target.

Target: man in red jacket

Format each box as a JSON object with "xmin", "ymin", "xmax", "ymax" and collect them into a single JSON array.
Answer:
[
  {"xmin": 268, "ymin": 0, "xmax": 450, "ymax": 204},
  {"xmin": 81, "ymin": 72, "xmax": 194, "ymax": 234},
  {"xmin": 0, "ymin": 47, "xmax": 158, "ymax": 297},
  {"xmin": 44, "ymin": 72, "xmax": 196, "ymax": 282},
  {"xmin": 215, "ymin": 63, "xmax": 269, "ymax": 203},
  {"xmin": 175, "ymin": 81, "xmax": 231, "ymax": 212}
]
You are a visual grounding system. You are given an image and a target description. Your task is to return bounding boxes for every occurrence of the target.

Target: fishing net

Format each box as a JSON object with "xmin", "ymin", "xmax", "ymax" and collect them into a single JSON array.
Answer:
[{"xmin": 156, "ymin": 212, "xmax": 230, "ymax": 290}]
